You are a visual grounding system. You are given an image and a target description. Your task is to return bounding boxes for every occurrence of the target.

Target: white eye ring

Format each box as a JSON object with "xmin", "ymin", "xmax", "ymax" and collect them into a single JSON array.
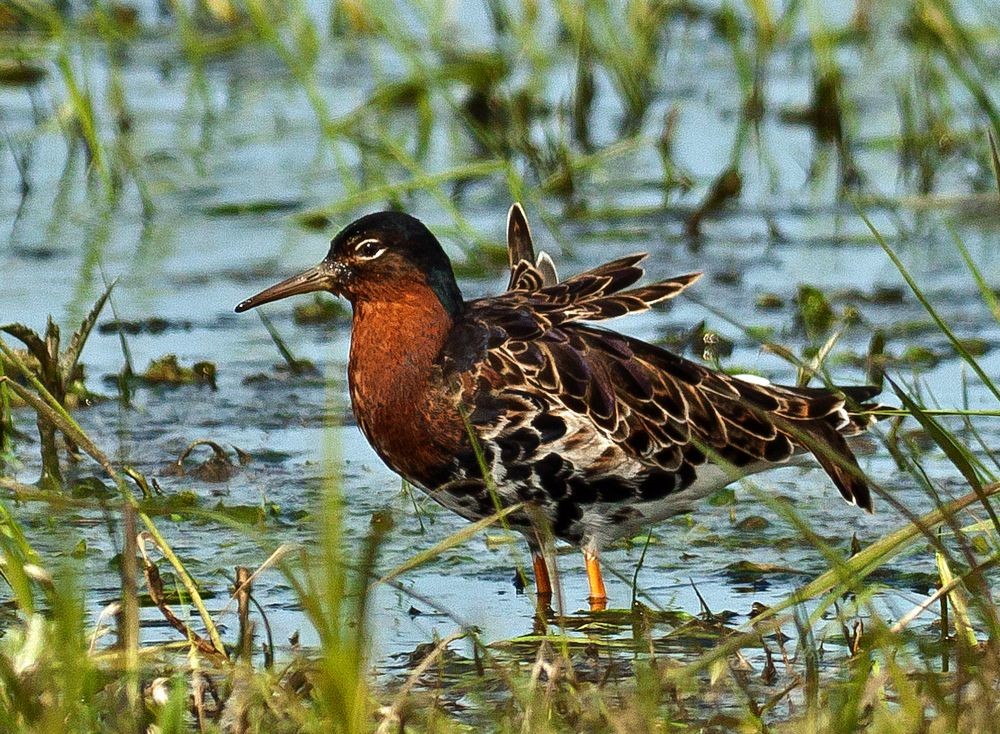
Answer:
[{"xmin": 355, "ymin": 238, "xmax": 387, "ymax": 260}]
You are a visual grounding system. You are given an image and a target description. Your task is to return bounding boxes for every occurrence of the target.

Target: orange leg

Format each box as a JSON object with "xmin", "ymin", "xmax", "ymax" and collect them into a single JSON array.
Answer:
[
  {"xmin": 583, "ymin": 549, "xmax": 607, "ymax": 611},
  {"xmin": 532, "ymin": 552, "xmax": 552, "ymax": 596}
]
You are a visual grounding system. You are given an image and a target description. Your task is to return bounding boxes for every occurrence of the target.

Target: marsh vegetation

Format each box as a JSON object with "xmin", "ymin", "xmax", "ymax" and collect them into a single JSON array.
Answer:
[{"xmin": 1, "ymin": 0, "xmax": 999, "ymax": 731}]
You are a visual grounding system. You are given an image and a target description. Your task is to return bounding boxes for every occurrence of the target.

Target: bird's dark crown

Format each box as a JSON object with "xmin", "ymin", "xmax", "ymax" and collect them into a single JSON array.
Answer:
[{"xmin": 326, "ymin": 211, "xmax": 464, "ymax": 315}]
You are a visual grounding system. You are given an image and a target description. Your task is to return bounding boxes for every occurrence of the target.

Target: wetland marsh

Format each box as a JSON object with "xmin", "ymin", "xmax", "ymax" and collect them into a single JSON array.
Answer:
[{"xmin": 1, "ymin": 1, "xmax": 1000, "ymax": 731}]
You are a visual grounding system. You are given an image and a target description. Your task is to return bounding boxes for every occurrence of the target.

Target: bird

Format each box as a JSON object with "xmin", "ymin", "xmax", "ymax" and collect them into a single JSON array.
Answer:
[{"xmin": 236, "ymin": 205, "xmax": 880, "ymax": 611}]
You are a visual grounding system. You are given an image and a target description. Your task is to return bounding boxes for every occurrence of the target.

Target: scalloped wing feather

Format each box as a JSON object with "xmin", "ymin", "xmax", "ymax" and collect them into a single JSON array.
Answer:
[{"xmin": 446, "ymin": 311, "xmax": 876, "ymax": 529}]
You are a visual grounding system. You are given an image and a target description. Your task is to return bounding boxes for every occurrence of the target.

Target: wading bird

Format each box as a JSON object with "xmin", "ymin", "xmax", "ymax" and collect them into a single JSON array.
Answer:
[{"xmin": 236, "ymin": 205, "xmax": 878, "ymax": 610}]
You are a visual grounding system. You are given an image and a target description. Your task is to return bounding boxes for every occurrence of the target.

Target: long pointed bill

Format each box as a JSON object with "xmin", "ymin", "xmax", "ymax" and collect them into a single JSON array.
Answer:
[{"xmin": 235, "ymin": 263, "xmax": 337, "ymax": 313}]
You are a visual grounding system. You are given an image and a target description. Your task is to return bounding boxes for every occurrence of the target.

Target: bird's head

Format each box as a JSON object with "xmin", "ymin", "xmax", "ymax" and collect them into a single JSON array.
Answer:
[{"xmin": 235, "ymin": 211, "xmax": 463, "ymax": 316}]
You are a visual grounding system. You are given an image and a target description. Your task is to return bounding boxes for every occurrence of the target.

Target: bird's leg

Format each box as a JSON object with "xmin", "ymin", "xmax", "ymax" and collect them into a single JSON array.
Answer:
[
  {"xmin": 583, "ymin": 546, "xmax": 607, "ymax": 611},
  {"xmin": 531, "ymin": 551, "xmax": 554, "ymax": 625},
  {"xmin": 527, "ymin": 517, "xmax": 557, "ymax": 614},
  {"xmin": 532, "ymin": 552, "xmax": 553, "ymax": 597}
]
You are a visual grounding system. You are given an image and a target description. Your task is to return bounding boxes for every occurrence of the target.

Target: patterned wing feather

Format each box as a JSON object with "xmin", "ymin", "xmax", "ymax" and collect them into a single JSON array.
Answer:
[
  {"xmin": 506, "ymin": 203, "xmax": 559, "ymax": 291},
  {"xmin": 493, "ymin": 253, "xmax": 701, "ymax": 327},
  {"xmin": 441, "ymin": 255, "xmax": 877, "ymax": 543},
  {"xmin": 506, "ymin": 203, "xmax": 536, "ymax": 277}
]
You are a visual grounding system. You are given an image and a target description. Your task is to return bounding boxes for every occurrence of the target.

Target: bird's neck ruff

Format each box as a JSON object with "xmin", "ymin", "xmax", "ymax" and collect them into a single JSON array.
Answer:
[
  {"xmin": 347, "ymin": 284, "xmax": 463, "ymax": 485},
  {"xmin": 349, "ymin": 281, "xmax": 455, "ymax": 368}
]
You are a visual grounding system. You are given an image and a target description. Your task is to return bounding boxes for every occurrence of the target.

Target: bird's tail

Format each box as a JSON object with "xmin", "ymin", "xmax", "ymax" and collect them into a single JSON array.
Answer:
[
  {"xmin": 838, "ymin": 385, "xmax": 888, "ymax": 436},
  {"xmin": 803, "ymin": 384, "xmax": 885, "ymax": 513}
]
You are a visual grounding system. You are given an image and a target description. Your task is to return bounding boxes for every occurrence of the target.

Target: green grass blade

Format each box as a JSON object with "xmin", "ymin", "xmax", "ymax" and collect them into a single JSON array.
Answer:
[
  {"xmin": 61, "ymin": 280, "xmax": 115, "ymax": 391},
  {"xmin": 857, "ymin": 209, "xmax": 1000, "ymax": 403},
  {"xmin": 888, "ymin": 375, "xmax": 1000, "ymax": 535},
  {"xmin": 990, "ymin": 129, "xmax": 1000, "ymax": 199},
  {"xmin": 374, "ymin": 503, "xmax": 524, "ymax": 589},
  {"xmin": 948, "ymin": 223, "xmax": 1000, "ymax": 325},
  {"xmin": 887, "ymin": 377, "xmax": 986, "ymax": 493},
  {"xmin": 936, "ymin": 548, "xmax": 978, "ymax": 648},
  {"xmin": 664, "ymin": 481, "xmax": 1000, "ymax": 681},
  {"xmin": 257, "ymin": 310, "xmax": 302, "ymax": 371}
]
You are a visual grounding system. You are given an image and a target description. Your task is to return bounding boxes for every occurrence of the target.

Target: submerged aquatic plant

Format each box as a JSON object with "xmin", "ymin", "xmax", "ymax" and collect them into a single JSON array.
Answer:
[{"xmin": 0, "ymin": 283, "xmax": 112, "ymax": 490}]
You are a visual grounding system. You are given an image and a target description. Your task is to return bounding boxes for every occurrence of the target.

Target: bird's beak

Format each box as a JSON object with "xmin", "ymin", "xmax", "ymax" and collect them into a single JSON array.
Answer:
[{"xmin": 235, "ymin": 261, "xmax": 343, "ymax": 313}]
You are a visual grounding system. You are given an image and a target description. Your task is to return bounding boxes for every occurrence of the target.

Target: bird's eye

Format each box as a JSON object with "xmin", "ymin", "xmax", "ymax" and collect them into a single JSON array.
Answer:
[{"xmin": 355, "ymin": 238, "xmax": 386, "ymax": 260}]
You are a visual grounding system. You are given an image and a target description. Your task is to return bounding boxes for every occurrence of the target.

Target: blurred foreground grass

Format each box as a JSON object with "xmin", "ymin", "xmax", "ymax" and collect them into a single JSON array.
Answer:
[{"xmin": 2, "ymin": 0, "xmax": 1000, "ymax": 732}]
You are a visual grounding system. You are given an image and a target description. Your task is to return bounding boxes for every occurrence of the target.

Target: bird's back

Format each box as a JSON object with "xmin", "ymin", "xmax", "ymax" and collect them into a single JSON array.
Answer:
[{"xmin": 433, "ymin": 254, "xmax": 878, "ymax": 544}]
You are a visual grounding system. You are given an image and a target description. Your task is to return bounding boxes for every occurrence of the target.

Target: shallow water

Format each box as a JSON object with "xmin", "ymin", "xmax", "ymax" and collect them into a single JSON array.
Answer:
[{"xmin": 2, "ymin": 0, "xmax": 999, "ymax": 689}]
